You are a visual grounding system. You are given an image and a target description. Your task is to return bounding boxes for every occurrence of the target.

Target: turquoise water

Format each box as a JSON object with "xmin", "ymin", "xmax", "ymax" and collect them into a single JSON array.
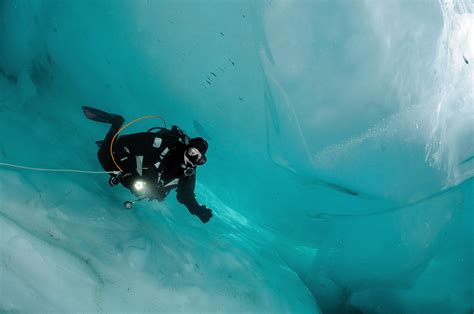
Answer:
[{"xmin": 0, "ymin": 0, "xmax": 473, "ymax": 313}]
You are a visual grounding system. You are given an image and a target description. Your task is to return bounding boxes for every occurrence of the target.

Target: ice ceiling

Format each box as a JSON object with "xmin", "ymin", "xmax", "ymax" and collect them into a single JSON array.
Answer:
[{"xmin": 0, "ymin": 0, "xmax": 473, "ymax": 313}]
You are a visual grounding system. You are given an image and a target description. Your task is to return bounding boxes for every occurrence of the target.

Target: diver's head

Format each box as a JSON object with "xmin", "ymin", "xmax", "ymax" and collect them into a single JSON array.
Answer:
[{"xmin": 185, "ymin": 137, "xmax": 208, "ymax": 166}]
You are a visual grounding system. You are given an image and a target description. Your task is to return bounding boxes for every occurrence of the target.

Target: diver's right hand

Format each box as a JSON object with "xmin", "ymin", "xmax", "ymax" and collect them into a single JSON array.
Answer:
[
  {"xmin": 109, "ymin": 173, "xmax": 122, "ymax": 186},
  {"xmin": 109, "ymin": 172, "xmax": 133, "ymax": 186}
]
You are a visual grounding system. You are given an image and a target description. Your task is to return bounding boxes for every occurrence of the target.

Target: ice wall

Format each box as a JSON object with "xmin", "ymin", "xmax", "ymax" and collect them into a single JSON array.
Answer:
[{"xmin": 1, "ymin": 0, "xmax": 473, "ymax": 313}]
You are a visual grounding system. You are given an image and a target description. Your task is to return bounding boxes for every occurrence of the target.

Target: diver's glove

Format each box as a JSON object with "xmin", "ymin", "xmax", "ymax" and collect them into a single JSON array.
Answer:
[
  {"xmin": 109, "ymin": 173, "xmax": 122, "ymax": 186},
  {"xmin": 108, "ymin": 172, "xmax": 132, "ymax": 186},
  {"xmin": 196, "ymin": 205, "xmax": 213, "ymax": 223}
]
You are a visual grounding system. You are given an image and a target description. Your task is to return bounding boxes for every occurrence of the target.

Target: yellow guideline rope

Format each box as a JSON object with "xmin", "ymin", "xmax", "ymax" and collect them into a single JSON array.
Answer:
[
  {"xmin": 110, "ymin": 115, "xmax": 167, "ymax": 173},
  {"xmin": 0, "ymin": 162, "xmax": 119, "ymax": 174}
]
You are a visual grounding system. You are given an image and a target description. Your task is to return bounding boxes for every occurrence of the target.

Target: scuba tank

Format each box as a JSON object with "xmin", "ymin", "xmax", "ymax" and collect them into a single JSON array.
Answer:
[{"xmin": 147, "ymin": 125, "xmax": 190, "ymax": 145}]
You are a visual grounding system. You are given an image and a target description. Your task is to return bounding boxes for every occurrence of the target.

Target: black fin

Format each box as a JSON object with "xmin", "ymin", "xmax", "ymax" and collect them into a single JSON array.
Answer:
[{"xmin": 82, "ymin": 106, "xmax": 119, "ymax": 124}]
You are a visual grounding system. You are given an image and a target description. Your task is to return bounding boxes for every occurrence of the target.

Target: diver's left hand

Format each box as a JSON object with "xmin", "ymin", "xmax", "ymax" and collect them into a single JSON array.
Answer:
[{"xmin": 196, "ymin": 205, "xmax": 213, "ymax": 223}]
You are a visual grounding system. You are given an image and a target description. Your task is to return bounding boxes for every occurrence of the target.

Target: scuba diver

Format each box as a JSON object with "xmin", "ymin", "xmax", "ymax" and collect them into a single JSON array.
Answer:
[{"xmin": 82, "ymin": 106, "xmax": 213, "ymax": 224}]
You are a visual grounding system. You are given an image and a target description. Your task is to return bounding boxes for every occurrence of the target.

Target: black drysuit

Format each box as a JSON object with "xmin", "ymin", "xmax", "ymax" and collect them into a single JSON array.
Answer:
[{"xmin": 97, "ymin": 122, "xmax": 205, "ymax": 218}]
